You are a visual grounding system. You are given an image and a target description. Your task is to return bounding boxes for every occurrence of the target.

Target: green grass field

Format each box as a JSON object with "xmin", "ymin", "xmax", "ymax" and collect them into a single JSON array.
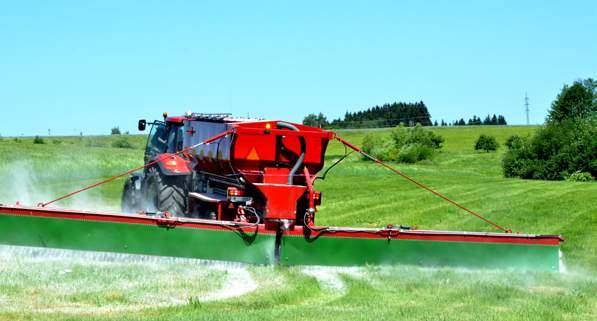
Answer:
[{"xmin": 0, "ymin": 126, "xmax": 595, "ymax": 321}]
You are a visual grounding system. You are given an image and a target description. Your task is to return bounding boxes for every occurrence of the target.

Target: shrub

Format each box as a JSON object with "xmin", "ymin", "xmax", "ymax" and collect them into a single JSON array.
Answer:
[
  {"xmin": 505, "ymin": 135, "xmax": 524, "ymax": 149},
  {"xmin": 360, "ymin": 123, "xmax": 444, "ymax": 163},
  {"xmin": 503, "ymin": 118, "xmax": 597, "ymax": 180},
  {"xmin": 397, "ymin": 143, "xmax": 434, "ymax": 163},
  {"xmin": 112, "ymin": 136, "xmax": 133, "ymax": 149},
  {"xmin": 111, "ymin": 127, "xmax": 121, "ymax": 135},
  {"xmin": 361, "ymin": 133, "xmax": 390, "ymax": 160},
  {"xmin": 391, "ymin": 123, "xmax": 444, "ymax": 150},
  {"xmin": 474, "ymin": 134, "xmax": 499, "ymax": 152},
  {"xmin": 52, "ymin": 139, "xmax": 62, "ymax": 145},
  {"xmin": 13, "ymin": 137, "xmax": 21, "ymax": 143},
  {"xmin": 566, "ymin": 171, "xmax": 594, "ymax": 182},
  {"xmin": 33, "ymin": 136, "xmax": 45, "ymax": 144}
]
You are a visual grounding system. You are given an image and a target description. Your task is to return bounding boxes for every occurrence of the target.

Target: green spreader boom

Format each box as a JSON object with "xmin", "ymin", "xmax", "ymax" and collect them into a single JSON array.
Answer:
[{"xmin": 0, "ymin": 205, "xmax": 563, "ymax": 271}]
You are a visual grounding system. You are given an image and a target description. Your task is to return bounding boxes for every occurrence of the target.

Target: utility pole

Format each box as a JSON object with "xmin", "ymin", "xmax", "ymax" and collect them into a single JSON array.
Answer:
[{"xmin": 525, "ymin": 93, "xmax": 530, "ymax": 125}]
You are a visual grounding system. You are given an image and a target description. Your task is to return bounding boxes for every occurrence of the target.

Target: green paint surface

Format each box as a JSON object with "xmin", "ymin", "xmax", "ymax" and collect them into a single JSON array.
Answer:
[
  {"xmin": 0, "ymin": 212, "xmax": 560, "ymax": 271},
  {"xmin": 0, "ymin": 213, "xmax": 275, "ymax": 265},
  {"xmin": 282, "ymin": 234, "xmax": 560, "ymax": 271}
]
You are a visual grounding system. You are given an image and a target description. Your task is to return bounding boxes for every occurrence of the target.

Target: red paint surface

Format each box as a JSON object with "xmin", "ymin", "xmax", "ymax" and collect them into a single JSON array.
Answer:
[
  {"xmin": 0, "ymin": 205, "xmax": 563, "ymax": 246},
  {"xmin": 157, "ymin": 153, "xmax": 191, "ymax": 174},
  {"xmin": 253, "ymin": 184, "xmax": 307, "ymax": 220},
  {"xmin": 166, "ymin": 116, "xmax": 187, "ymax": 124}
]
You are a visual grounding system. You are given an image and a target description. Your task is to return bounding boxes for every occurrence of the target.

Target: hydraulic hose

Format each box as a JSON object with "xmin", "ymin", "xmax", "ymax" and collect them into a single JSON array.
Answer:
[{"xmin": 276, "ymin": 122, "xmax": 306, "ymax": 185}]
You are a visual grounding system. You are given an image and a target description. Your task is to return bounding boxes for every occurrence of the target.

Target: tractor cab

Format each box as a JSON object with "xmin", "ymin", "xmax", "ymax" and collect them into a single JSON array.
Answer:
[
  {"xmin": 139, "ymin": 117, "xmax": 185, "ymax": 164},
  {"xmin": 120, "ymin": 116, "xmax": 190, "ymax": 216}
]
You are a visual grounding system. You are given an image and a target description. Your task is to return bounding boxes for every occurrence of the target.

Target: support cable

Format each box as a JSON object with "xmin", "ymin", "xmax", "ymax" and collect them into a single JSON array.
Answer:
[
  {"xmin": 40, "ymin": 130, "xmax": 234, "ymax": 207},
  {"xmin": 334, "ymin": 135, "xmax": 511, "ymax": 233}
]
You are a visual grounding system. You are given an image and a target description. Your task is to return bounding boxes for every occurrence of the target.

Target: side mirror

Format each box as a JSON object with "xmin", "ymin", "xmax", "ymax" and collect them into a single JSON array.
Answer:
[{"xmin": 138, "ymin": 119, "xmax": 147, "ymax": 131}]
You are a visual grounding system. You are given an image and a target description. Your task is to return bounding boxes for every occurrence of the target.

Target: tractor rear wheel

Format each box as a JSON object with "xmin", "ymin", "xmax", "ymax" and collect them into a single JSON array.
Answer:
[{"xmin": 145, "ymin": 167, "xmax": 187, "ymax": 217}]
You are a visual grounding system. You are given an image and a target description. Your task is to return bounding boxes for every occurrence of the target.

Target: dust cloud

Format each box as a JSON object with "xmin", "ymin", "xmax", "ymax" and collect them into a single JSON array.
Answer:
[{"xmin": 0, "ymin": 161, "xmax": 119, "ymax": 211}]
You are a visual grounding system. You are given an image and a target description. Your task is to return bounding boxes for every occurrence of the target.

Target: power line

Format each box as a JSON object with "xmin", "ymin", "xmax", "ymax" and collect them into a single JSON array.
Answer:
[{"xmin": 525, "ymin": 93, "xmax": 530, "ymax": 125}]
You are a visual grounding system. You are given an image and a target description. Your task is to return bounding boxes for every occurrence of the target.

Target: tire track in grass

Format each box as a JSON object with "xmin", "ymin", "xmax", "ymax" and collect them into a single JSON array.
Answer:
[
  {"xmin": 300, "ymin": 266, "xmax": 366, "ymax": 306},
  {"xmin": 302, "ymin": 267, "xmax": 347, "ymax": 293},
  {"xmin": 199, "ymin": 266, "xmax": 258, "ymax": 302},
  {"xmin": 0, "ymin": 246, "xmax": 237, "ymax": 314}
]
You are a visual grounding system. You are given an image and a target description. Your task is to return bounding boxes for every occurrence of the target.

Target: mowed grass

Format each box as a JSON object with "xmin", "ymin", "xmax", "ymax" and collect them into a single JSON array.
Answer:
[{"xmin": 0, "ymin": 126, "xmax": 595, "ymax": 321}]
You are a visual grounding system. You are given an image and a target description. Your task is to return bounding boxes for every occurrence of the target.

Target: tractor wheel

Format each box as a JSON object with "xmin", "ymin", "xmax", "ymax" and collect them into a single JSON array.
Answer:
[
  {"xmin": 121, "ymin": 176, "xmax": 142, "ymax": 213},
  {"xmin": 144, "ymin": 167, "xmax": 187, "ymax": 217}
]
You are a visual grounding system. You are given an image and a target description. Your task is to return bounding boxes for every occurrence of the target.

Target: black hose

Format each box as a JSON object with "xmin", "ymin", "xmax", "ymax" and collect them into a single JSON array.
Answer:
[
  {"xmin": 276, "ymin": 122, "xmax": 306, "ymax": 185},
  {"xmin": 315, "ymin": 145, "xmax": 353, "ymax": 181}
]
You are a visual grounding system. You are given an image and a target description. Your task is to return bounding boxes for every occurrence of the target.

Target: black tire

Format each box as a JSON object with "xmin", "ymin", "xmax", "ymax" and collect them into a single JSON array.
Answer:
[
  {"xmin": 121, "ymin": 177, "xmax": 142, "ymax": 213},
  {"xmin": 144, "ymin": 167, "xmax": 187, "ymax": 217}
]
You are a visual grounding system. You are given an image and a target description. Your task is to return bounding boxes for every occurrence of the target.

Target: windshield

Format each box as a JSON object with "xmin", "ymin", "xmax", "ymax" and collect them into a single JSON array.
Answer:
[
  {"xmin": 145, "ymin": 122, "xmax": 169, "ymax": 162},
  {"xmin": 167, "ymin": 125, "xmax": 184, "ymax": 153},
  {"xmin": 144, "ymin": 122, "xmax": 184, "ymax": 162}
]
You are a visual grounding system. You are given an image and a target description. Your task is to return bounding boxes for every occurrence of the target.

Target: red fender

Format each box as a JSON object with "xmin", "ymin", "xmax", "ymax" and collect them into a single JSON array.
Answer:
[{"xmin": 155, "ymin": 153, "xmax": 191, "ymax": 175}]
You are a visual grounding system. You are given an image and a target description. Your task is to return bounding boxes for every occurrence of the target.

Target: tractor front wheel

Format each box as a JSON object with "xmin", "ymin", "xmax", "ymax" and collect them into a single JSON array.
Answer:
[
  {"xmin": 144, "ymin": 167, "xmax": 187, "ymax": 217},
  {"xmin": 121, "ymin": 176, "xmax": 142, "ymax": 213}
]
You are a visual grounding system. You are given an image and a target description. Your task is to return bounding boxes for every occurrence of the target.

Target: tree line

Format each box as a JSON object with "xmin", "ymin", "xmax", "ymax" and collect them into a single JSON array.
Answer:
[
  {"xmin": 448, "ymin": 114, "xmax": 507, "ymax": 126},
  {"xmin": 303, "ymin": 100, "xmax": 508, "ymax": 128},
  {"xmin": 303, "ymin": 101, "xmax": 432, "ymax": 128}
]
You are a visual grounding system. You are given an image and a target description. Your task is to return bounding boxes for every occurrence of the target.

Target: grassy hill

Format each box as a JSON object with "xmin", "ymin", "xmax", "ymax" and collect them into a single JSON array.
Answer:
[{"xmin": 0, "ymin": 126, "xmax": 595, "ymax": 321}]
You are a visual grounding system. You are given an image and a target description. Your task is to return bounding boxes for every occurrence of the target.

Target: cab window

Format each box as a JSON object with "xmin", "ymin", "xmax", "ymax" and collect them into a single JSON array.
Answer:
[
  {"xmin": 145, "ymin": 122, "xmax": 169, "ymax": 161},
  {"xmin": 166, "ymin": 125, "xmax": 183, "ymax": 153}
]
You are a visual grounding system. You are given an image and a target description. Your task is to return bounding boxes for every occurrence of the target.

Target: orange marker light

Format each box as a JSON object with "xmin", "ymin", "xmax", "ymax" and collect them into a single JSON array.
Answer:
[{"xmin": 264, "ymin": 123, "xmax": 272, "ymax": 133}]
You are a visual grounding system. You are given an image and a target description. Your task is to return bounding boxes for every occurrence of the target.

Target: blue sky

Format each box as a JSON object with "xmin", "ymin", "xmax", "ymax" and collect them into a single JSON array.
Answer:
[{"xmin": 0, "ymin": 1, "xmax": 595, "ymax": 136}]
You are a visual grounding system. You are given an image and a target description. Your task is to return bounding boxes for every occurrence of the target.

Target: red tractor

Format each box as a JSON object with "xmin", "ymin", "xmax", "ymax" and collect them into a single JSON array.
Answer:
[{"xmin": 122, "ymin": 112, "xmax": 333, "ymax": 230}]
